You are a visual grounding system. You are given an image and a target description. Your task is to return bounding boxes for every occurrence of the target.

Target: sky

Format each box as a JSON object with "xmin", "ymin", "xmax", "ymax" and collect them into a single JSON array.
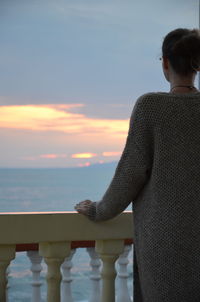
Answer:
[{"xmin": 0, "ymin": 0, "xmax": 199, "ymax": 168}]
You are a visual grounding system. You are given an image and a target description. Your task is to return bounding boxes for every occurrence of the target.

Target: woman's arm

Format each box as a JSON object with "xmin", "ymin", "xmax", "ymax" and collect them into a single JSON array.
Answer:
[{"xmin": 75, "ymin": 95, "xmax": 153, "ymax": 221}]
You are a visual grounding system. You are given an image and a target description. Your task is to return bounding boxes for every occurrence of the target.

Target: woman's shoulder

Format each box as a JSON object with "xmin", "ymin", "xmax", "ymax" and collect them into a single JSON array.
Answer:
[
  {"xmin": 133, "ymin": 92, "xmax": 163, "ymax": 111},
  {"xmin": 133, "ymin": 90, "xmax": 200, "ymax": 121},
  {"xmin": 136, "ymin": 91, "xmax": 169, "ymax": 103},
  {"xmin": 136, "ymin": 91, "xmax": 200, "ymax": 103},
  {"xmin": 134, "ymin": 90, "xmax": 200, "ymax": 109},
  {"xmin": 132, "ymin": 92, "xmax": 174, "ymax": 122}
]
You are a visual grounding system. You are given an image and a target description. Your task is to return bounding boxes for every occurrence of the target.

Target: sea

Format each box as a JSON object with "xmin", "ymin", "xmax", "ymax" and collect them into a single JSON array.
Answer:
[{"xmin": 0, "ymin": 163, "xmax": 133, "ymax": 301}]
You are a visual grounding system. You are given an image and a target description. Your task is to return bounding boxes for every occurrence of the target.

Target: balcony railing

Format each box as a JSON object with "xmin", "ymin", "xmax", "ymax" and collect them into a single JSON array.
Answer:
[{"xmin": 0, "ymin": 211, "xmax": 133, "ymax": 302}]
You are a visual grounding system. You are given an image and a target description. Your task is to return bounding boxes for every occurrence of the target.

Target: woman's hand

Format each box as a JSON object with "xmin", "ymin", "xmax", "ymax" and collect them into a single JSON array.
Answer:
[{"xmin": 74, "ymin": 199, "xmax": 93, "ymax": 216}]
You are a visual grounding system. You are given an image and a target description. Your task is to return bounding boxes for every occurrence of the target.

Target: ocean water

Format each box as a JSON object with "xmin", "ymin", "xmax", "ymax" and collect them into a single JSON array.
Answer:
[{"xmin": 0, "ymin": 164, "xmax": 133, "ymax": 301}]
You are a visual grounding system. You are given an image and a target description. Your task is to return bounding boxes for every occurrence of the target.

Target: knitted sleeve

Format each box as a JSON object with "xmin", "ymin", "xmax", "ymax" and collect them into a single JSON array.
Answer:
[{"xmin": 87, "ymin": 94, "xmax": 153, "ymax": 221}]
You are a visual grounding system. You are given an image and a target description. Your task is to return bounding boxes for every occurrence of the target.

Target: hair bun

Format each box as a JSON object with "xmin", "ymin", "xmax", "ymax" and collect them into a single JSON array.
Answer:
[{"xmin": 172, "ymin": 30, "xmax": 200, "ymax": 58}]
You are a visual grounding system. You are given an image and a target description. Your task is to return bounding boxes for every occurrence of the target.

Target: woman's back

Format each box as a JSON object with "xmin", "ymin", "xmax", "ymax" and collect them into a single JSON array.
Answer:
[{"xmin": 133, "ymin": 91, "xmax": 200, "ymax": 302}]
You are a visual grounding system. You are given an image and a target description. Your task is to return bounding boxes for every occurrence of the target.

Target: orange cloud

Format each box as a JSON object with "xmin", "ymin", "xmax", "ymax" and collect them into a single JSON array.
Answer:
[
  {"xmin": 0, "ymin": 104, "xmax": 84, "ymax": 130},
  {"xmin": 71, "ymin": 152, "xmax": 97, "ymax": 158},
  {"xmin": 40, "ymin": 154, "xmax": 58, "ymax": 159},
  {"xmin": 22, "ymin": 153, "xmax": 68, "ymax": 160},
  {"xmin": 102, "ymin": 151, "xmax": 122, "ymax": 157},
  {"xmin": 77, "ymin": 162, "xmax": 91, "ymax": 167},
  {"xmin": 39, "ymin": 154, "xmax": 67, "ymax": 159},
  {"xmin": 22, "ymin": 156, "xmax": 36, "ymax": 161},
  {"xmin": 0, "ymin": 104, "xmax": 129, "ymax": 138}
]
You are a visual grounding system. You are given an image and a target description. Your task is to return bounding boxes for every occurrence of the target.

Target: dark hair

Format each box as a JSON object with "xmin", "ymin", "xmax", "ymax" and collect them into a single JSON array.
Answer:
[{"xmin": 162, "ymin": 28, "xmax": 200, "ymax": 76}]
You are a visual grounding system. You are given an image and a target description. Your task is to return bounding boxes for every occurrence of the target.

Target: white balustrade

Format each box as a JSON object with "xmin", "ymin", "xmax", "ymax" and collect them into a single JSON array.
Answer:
[
  {"xmin": 87, "ymin": 247, "xmax": 101, "ymax": 302},
  {"xmin": 0, "ymin": 245, "xmax": 15, "ymax": 302},
  {"xmin": 39, "ymin": 241, "xmax": 71, "ymax": 302},
  {"xmin": 27, "ymin": 250, "xmax": 43, "ymax": 302},
  {"xmin": 0, "ymin": 211, "xmax": 133, "ymax": 301},
  {"xmin": 116, "ymin": 245, "xmax": 132, "ymax": 302},
  {"xmin": 96, "ymin": 240, "xmax": 124, "ymax": 302},
  {"xmin": 61, "ymin": 249, "xmax": 76, "ymax": 302}
]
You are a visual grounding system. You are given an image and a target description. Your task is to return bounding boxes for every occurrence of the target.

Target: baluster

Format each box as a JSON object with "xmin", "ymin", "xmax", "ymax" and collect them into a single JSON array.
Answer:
[
  {"xmin": 6, "ymin": 265, "xmax": 11, "ymax": 302},
  {"xmin": 116, "ymin": 245, "xmax": 132, "ymax": 302},
  {"xmin": 27, "ymin": 250, "xmax": 43, "ymax": 302},
  {"xmin": 95, "ymin": 240, "xmax": 124, "ymax": 302},
  {"xmin": 0, "ymin": 245, "xmax": 15, "ymax": 302},
  {"xmin": 39, "ymin": 241, "xmax": 71, "ymax": 302},
  {"xmin": 87, "ymin": 247, "xmax": 101, "ymax": 302},
  {"xmin": 61, "ymin": 249, "xmax": 76, "ymax": 302}
]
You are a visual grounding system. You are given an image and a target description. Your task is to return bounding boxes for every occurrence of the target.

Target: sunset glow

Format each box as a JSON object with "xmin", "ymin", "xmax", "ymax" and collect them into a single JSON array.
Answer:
[
  {"xmin": 102, "ymin": 151, "xmax": 122, "ymax": 157},
  {"xmin": 0, "ymin": 0, "xmax": 197, "ymax": 169},
  {"xmin": 77, "ymin": 162, "xmax": 91, "ymax": 167},
  {"xmin": 0, "ymin": 103, "xmax": 129, "ymax": 167},
  {"xmin": 71, "ymin": 153, "xmax": 97, "ymax": 159},
  {"xmin": 39, "ymin": 154, "xmax": 67, "ymax": 159},
  {"xmin": 0, "ymin": 104, "xmax": 129, "ymax": 137}
]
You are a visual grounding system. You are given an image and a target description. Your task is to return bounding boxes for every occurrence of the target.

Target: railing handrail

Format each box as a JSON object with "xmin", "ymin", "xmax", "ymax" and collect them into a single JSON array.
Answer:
[{"xmin": 0, "ymin": 211, "xmax": 133, "ymax": 244}]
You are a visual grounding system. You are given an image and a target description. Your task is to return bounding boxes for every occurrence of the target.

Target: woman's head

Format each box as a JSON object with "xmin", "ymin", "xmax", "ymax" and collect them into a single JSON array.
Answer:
[{"xmin": 162, "ymin": 28, "xmax": 200, "ymax": 77}]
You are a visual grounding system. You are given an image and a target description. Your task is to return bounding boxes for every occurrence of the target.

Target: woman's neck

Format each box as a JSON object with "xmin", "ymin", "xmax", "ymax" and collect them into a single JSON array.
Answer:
[{"xmin": 169, "ymin": 73, "xmax": 197, "ymax": 93}]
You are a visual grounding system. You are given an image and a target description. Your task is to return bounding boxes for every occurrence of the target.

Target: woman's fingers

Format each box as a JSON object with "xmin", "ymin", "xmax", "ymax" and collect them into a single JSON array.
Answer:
[
  {"xmin": 75, "ymin": 200, "xmax": 92, "ymax": 207},
  {"xmin": 74, "ymin": 200, "xmax": 93, "ymax": 215}
]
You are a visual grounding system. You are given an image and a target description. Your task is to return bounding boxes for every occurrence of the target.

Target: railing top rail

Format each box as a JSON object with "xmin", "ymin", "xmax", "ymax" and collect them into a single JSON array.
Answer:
[
  {"xmin": 0, "ymin": 211, "xmax": 133, "ymax": 245},
  {"xmin": 0, "ymin": 211, "xmax": 80, "ymax": 215}
]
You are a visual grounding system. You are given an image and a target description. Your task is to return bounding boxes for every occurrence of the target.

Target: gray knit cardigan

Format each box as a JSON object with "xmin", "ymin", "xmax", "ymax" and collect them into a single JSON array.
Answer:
[{"xmin": 86, "ymin": 91, "xmax": 200, "ymax": 302}]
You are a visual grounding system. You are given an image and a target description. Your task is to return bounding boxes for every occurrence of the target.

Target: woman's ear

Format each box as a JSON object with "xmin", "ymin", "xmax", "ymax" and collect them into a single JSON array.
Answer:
[
  {"xmin": 162, "ymin": 56, "xmax": 170, "ymax": 82},
  {"xmin": 162, "ymin": 56, "xmax": 169, "ymax": 70}
]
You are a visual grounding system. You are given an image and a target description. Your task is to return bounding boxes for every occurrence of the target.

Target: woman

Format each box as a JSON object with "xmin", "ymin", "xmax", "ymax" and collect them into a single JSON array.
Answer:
[{"xmin": 75, "ymin": 28, "xmax": 200, "ymax": 301}]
